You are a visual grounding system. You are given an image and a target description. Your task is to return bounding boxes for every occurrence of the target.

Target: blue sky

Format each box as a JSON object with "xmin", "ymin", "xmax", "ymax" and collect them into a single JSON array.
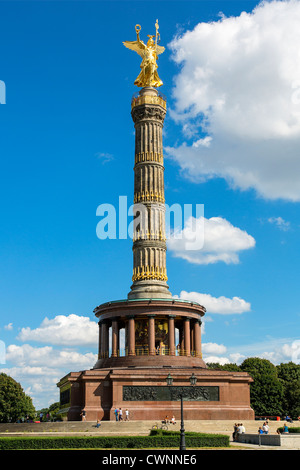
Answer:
[{"xmin": 0, "ymin": 0, "xmax": 299, "ymax": 409}]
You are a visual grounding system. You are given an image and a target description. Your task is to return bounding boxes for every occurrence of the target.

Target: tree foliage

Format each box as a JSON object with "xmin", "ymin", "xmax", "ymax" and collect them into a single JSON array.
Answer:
[
  {"xmin": 207, "ymin": 358, "xmax": 300, "ymax": 417},
  {"xmin": 0, "ymin": 373, "xmax": 36, "ymax": 423},
  {"xmin": 36, "ymin": 402, "xmax": 61, "ymax": 422},
  {"xmin": 240, "ymin": 357, "xmax": 283, "ymax": 415},
  {"xmin": 277, "ymin": 362, "xmax": 300, "ymax": 417}
]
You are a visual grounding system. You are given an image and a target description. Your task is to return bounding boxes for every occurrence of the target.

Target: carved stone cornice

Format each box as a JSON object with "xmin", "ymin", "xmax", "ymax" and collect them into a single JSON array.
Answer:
[{"xmin": 131, "ymin": 104, "xmax": 166, "ymax": 124}]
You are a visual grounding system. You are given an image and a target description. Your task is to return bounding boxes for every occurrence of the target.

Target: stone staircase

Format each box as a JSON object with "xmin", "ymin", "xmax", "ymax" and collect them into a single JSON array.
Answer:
[{"xmin": 0, "ymin": 419, "xmax": 287, "ymax": 437}]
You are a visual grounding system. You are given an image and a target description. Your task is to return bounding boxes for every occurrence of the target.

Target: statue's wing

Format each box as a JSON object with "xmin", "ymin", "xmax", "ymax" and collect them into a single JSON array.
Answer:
[
  {"xmin": 156, "ymin": 45, "xmax": 165, "ymax": 56},
  {"xmin": 123, "ymin": 40, "xmax": 145, "ymax": 57}
]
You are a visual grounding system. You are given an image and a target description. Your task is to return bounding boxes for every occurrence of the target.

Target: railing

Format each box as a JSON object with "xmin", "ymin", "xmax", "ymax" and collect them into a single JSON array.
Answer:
[
  {"xmin": 131, "ymin": 92, "xmax": 167, "ymax": 110},
  {"xmin": 98, "ymin": 348, "xmax": 202, "ymax": 359},
  {"xmin": 255, "ymin": 415, "xmax": 282, "ymax": 421}
]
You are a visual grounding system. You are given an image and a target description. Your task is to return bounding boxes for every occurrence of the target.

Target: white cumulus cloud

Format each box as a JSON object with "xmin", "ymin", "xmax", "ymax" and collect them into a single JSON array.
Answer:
[
  {"xmin": 202, "ymin": 342, "xmax": 227, "ymax": 355},
  {"xmin": 6, "ymin": 344, "xmax": 97, "ymax": 369},
  {"xmin": 177, "ymin": 290, "xmax": 251, "ymax": 314},
  {"xmin": 168, "ymin": 216, "xmax": 255, "ymax": 264},
  {"xmin": 167, "ymin": 0, "xmax": 300, "ymax": 201},
  {"xmin": 281, "ymin": 340, "xmax": 300, "ymax": 363},
  {"xmin": 17, "ymin": 314, "xmax": 98, "ymax": 346},
  {"xmin": 203, "ymin": 356, "xmax": 231, "ymax": 366}
]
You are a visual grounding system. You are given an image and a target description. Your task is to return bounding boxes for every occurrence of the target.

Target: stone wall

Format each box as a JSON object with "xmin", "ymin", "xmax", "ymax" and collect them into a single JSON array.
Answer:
[{"xmin": 237, "ymin": 433, "xmax": 300, "ymax": 448}]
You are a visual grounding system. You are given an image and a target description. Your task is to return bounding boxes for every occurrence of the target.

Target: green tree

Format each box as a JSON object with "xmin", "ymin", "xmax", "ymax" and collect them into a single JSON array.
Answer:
[
  {"xmin": 0, "ymin": 373, "xmax": 36, "ymax": 422},
  {"xmin": 277, "ymin": 362, "xmax": 300, "ymax": 417},
  {"xmin": 36, "ymin": 402, "xmax": 61, "ymax": 422},
  {"xmin": 48, "ymin": 402, "xmax": 60, "ymax": 418},
  {"xmin": 206, "ymin": 362, "xmax": 242, "ymax": 372},
  {"xmin": 240, "ymin": 357, "xmax": 278, "ymax": 379},
  {"xmin": 240, "ymin": 357, "xmax": 284, "ymax": 416},
  {"xmin": 207, "ymin": 358, "xmax": 300, "ymax": 417},
  {"xmin": 277, "ymin": 362, "xmax": 300, "ymax": 383},
  {"xmin": 36, "ymin": 407, "xmax": 48, "ymax": 422}
]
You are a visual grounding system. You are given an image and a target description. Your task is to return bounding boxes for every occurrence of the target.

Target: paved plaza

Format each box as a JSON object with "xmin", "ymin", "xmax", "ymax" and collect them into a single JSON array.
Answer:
[{"xmin": 0, "ymin": 419, "xmax": 297, "ymax": 450}]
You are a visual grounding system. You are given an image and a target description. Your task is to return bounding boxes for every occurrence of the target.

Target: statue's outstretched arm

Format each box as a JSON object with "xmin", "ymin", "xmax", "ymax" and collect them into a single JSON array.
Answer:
[{"xmin": 123, "ymin": 25, "xmax": 145, "ymax": 57}]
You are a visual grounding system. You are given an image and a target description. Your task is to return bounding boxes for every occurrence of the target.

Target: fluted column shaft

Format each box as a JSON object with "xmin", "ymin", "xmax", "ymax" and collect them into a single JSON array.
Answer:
[{"xmin": 128, "ymin": 87, "xmax": 171, "ymax": 300}]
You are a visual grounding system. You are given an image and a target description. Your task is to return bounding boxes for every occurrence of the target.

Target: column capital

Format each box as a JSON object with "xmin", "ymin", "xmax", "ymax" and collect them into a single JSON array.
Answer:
[
  {"xmin": 110, "ymin": 316, "xmax": 118, "ymax": 321},
  {"xmin": 131, "ymin": 104, "xmax": 166, "ymax": 125}
]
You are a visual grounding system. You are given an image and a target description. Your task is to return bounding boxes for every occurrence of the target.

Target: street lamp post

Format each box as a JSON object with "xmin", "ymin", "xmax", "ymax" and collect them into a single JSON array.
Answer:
[{"xmin": 166, "ymin": 372, "xmax": 197, "ymax": 451}]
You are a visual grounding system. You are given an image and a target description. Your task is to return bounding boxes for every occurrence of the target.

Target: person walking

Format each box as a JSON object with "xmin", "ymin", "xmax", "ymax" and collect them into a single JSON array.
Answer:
[
  {"xmin": 125, "ymin": 409, "xmax": 129, "ymax": 421},
  {"xmin": 114, "ymin": 407, "xmax": 119, "ymax": 421}
]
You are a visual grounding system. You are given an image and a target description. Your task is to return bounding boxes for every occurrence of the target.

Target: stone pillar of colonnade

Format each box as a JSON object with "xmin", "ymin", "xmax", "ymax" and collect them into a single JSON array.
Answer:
[
  {"xmin": 111, "ymin": 319, "xmax": 119, "ymax": 357},
  {"xmin": 128, "ymin": 316, "xmax": 136, "ymax": 356},
  {"xmin": 168, "ymin": 315, "xmax": 175, "ymax": 356},
  {"xmin": 148, "ymin": 315, "xmax": 156, "ymax": 355}
]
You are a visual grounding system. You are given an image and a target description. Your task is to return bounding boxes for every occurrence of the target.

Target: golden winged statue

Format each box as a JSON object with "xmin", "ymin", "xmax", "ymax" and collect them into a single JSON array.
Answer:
[{"xmin": 123, "ymin": 20, "xmax": 165, "ymax": 88}]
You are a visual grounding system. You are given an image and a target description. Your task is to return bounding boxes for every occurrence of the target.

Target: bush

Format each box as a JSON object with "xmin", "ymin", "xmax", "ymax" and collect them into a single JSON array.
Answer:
[
  {"xmin": 0, "ymin": 431, "xmax": 230, "ymax": 450},
  {"xmin": 149, "ymin": 429, "xmax": 228, "ymax": 447}
]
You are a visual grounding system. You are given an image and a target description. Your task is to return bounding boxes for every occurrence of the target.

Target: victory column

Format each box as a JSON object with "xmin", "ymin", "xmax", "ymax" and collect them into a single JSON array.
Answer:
[{"xmin": 57, "ymin": 22, "xmax": 254, "ymax": 423}]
